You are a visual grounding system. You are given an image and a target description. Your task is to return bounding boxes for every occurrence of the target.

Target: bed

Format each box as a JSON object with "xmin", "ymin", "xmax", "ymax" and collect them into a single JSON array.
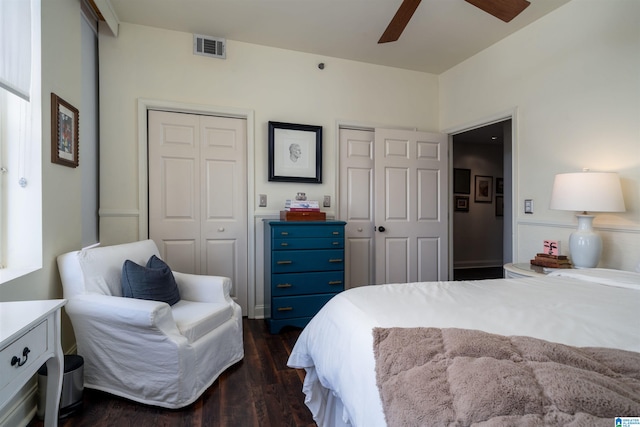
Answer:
[{"xmin": 287, "ymin": 269, "xmax": 640, "ymax": 426}]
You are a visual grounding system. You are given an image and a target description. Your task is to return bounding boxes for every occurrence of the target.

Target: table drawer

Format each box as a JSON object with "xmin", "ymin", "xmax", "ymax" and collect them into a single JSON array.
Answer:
[
  {"xmin": 0, "ymin": 320, "xmax": 48, "ymax": 390},
  {"xmin": 271, "ymin": 225, "xmax": 344, "ymax": 239},
  {"xmin": 273, "ymin": 237, "xmax": 343, "ymax": 250},
  {"xmin": 272, "ymin": 249, "xmax": 344, "ymax": 273},
  {"xmin": 272, "ymin": 271, "xmax": 344, "ymax": 296},
  {"xmin": 271, "ymin": 294, "xmax": 336, "ymax": 319}
]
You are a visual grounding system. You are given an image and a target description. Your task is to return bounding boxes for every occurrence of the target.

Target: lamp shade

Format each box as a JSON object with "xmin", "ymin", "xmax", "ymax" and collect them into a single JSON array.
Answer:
[{"xmin": 549, "ymin": 172, "xmax": 625, "ymax": 213}]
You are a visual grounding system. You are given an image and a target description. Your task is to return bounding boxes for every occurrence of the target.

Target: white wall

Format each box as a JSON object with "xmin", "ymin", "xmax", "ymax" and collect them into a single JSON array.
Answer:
[
  {"xmin": 98, "ymin": 23, "xmax": 440, "ymax": 314},
  {"xmin": 453, "ymin": 141, "xmax": 504, "ymax": 268},
  {"xmin": 440, "ymin": 0, "xmax": 640, "ymax": 270},
  {"xmin": 98, "ymin": 25, "xmax": 439, "ymax": 241}
]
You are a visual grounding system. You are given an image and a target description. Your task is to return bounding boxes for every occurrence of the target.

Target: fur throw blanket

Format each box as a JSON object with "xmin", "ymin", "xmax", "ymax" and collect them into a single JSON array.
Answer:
[{"xmin": 373, "ymin": 327, "xmax": 640, "ymax": 426}]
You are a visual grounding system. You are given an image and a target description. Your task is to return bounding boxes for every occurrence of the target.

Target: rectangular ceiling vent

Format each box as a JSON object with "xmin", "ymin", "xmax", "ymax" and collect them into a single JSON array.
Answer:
[{"xmin": 193, "ymin": 34, "xmax": 226, "ymax": 59}]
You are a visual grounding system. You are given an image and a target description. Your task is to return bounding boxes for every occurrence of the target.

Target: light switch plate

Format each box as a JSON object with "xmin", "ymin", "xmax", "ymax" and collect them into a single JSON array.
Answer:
[
  {"xmin": 524, "ymin": 199, "xmax": 533, "ymax": 214},
  {"xmin": 259, "ymin": 194, "xmax": 267, "ymax": 207}
]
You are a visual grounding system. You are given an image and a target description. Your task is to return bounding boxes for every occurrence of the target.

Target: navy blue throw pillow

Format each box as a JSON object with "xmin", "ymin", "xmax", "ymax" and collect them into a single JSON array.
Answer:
[{"xmin": 121, "ymin": 255, "xmax": 180, "ymax": 305}]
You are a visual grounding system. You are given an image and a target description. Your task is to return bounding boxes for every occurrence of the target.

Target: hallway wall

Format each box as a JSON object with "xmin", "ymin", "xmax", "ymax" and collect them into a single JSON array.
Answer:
[{"xmin": 453, "ymin": 139, "xmax": 504, "ymax": 268}]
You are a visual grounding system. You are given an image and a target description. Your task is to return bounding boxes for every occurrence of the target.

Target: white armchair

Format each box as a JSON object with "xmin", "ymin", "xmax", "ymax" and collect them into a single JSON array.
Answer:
[{"xmin": 57, "ymin": 240, "xmax": 243, "ymax": 408}]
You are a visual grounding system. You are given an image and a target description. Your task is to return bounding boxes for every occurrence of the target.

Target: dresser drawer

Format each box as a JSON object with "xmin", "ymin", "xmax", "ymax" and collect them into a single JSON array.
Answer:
[
  {"xmin": 272, "ymin": 271, "xmax": 344, "ymax": 296},
  {"xmin": 0, "ymin": 320, "xmax": 48, "ymax": 391},
  {"xmin": 271, "ymin": 294, "xmax": 337, "ymax": 319},
  {"xmin": 271, "ymin": 225, "xmax": 344, "ymax": 239},
  {"xmin": 273, "ymin": 237, "xmax": 343, "ymax": 250},
  {"xmin": 272, "ymin": 249, "xmax": 344, "ymax": 273}
]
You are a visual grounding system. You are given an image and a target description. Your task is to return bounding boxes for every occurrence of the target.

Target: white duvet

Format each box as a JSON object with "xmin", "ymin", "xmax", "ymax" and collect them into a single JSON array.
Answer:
[{"xmin": 287, "ymin": 270, "xmax": 640, "ymax": 427}]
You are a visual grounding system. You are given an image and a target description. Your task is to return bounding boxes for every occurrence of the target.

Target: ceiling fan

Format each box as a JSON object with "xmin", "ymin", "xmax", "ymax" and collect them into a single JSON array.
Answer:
[{"xmin": 378, "ymin": 0, "xmax": 531, "ymax": 44}]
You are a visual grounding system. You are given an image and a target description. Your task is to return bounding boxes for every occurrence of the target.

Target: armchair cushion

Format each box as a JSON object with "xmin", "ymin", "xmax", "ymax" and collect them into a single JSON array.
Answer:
[{"xmin": 121, "ymin": 255, "xmax": 181, "ymax": 306}]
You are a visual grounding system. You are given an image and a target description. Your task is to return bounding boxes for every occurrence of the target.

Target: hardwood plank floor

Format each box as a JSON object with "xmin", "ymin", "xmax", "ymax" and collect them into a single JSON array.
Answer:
[{"xmin": 28, "ymin": 319, "xmax": 316, "ymax": 427}]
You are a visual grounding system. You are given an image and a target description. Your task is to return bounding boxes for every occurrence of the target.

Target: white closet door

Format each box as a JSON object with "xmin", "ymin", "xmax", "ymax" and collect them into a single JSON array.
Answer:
[
  {"xmin": 148, "ymin": 110, "xmax": 248, "ymax": 312},
  {"xmin": 339, "ymin": 127, "xmax": 448, "ymax": 288},
  {"xmin": 339, "ymin": 128, "xmax": 375, "ymax": 288},
  {"xmin": 374, "ymin": 128, "xmax": 448, "ymax": 284},
  {"xmin": 199, "ymin": 114, "xmax": 248, "ymax": 310}
]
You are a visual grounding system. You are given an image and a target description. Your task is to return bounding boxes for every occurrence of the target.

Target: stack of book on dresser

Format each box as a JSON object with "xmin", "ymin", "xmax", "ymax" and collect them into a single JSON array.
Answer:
[
  {"xmin": 530, "ymin": 253, "xmax": 572, "ymax": 269},
  {"xmin": 280, "ymin": 200, "xmax": 326, "ymax": 221}
]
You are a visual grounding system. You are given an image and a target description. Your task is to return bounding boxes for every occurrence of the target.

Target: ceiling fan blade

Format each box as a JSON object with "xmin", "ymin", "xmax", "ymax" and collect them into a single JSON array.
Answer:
[
  {"xmin": 464, "ymin": 0, "xmax": 531, "ymax": 23},
  {"xmin": 378, "ymin": 0, "xmax": 422, "ymax": 44}
]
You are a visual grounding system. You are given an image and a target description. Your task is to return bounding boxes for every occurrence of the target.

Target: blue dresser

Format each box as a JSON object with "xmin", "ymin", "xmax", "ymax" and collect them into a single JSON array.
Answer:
[{"xmin": 264, "ymin": 220, "xmax": 346, "ymax": 334}]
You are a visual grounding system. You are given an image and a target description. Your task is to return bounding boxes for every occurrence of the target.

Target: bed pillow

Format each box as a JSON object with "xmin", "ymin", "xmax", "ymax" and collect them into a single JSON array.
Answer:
[{"xmin": 121, "ymin": 255, "xmax": 181, "ymax": 305}]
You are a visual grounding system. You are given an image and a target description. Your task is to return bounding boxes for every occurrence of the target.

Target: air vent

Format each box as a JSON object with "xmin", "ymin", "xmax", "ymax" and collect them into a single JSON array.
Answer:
[{"xmin": 193, "ymin": 34, "xmax": 226, "ymax": 59}]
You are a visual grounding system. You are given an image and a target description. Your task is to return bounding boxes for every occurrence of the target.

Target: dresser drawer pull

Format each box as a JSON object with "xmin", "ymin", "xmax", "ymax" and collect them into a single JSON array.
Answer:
[
  {"xmin": 276, "ymin": 283, "xmax": 292, "ymax": 288},
  {"xmin": 328, "ymin": 259, "xmax": 343, "ymax": 263},
  {"xmin": 332, "ymin": 242, "xmax": 340, "ymax": 245},
  {"xmin": 280, "ymin": 242, "xmax": 289, "ymax": 247},
  {"xmin": 277, "ymin": 260, "xmax": 292, "ymax": 265},
  {"xmin": 280, "ymin": 231, "xmax": 289, "ymax": 236},
  {"xmin": 328, "ymin": 281, "xmax": 343, "ymax": 285},
  {"xmin": 277, "ymin": 307, "xmax": 293, "ymax": 312},
  {"xmin": 332, "ymin": 231, "xmax": 340, "ymax": 235},
  {"xmin": 11, "ymin": 347, "xmax": 31, "ymax": 367}
]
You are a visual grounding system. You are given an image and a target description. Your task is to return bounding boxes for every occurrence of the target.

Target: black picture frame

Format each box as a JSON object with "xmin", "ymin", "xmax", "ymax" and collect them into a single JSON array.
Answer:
[
  {"xmin": 268, "ymin": 121, "xmax": 322, "ymax": 183},
  {"xmin": 496, "ymin": 177, "xmax": 504, "ymax": 195},
  {"xmin": 454, "ymin": 195, "xmax": 469, "ymax": 212},
  {"xmin": 453, "ymin": 168, "xmax": 471, "ymax": 194},
  {"xmin": 474, "ymin": 175, "xmax": 493, "ymax": 203},
  {"xmin": 495, "ymin": 195, "xmax": 504, "ymax": 216}
]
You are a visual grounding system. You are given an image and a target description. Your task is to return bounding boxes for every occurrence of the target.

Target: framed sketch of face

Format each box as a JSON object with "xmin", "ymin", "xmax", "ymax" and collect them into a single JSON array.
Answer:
[{"xmin": 268, "ymin": 121, "xmax": 322, "ymax": 183}]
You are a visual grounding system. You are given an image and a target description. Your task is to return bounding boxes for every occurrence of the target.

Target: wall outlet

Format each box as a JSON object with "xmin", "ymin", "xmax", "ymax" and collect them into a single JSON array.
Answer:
[
  {"xmin": 259, "ymin": 194, "xmax": 267, "ymax": 207},
  {"xmin": 323, "ymin": 195, "xmax": 331, "ymax": 207}
]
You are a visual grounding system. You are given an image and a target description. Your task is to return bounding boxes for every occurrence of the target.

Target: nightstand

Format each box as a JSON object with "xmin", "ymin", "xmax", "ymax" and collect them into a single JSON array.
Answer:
[{"xmin": 503, "ymin": 262, "xmax": 549, "ymax": 278}]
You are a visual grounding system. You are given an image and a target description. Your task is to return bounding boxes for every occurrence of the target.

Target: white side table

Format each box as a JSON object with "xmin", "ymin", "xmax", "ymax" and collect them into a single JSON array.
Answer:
[
  {"xmin": 0, "ymin": 299, "xmax": 66, "ymax": 427},
  {"xmin": 503, "ymin": 263, "xmax": 549, "ymax": 278}
]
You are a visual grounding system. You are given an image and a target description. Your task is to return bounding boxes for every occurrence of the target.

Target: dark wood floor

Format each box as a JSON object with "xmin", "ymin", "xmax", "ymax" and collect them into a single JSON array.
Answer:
[
  {"xmin": 453, "ymin": 266, "xmax": 504, "ymax": 281},
  {"xmin": 29, "ymin": 319, "xmax": 316, "ymax": 427}
]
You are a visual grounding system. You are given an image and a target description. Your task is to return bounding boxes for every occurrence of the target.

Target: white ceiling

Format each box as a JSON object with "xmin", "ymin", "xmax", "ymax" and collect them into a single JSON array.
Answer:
[{"xmin": 107, "ymin": 0, "xmax": 571, "ymax": 74}]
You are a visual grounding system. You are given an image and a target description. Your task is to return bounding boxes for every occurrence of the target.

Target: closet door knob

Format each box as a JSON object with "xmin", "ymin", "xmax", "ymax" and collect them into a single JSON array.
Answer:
[{"xmin": 377, "ymin": 226, "xmax": 386, "ymax": 232}]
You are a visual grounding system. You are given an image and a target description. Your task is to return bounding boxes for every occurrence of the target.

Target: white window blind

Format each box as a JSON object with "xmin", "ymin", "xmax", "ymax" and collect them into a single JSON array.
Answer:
[{"xmin": 0, "ymin": 0, "xmax": 31, "ymax": 101}]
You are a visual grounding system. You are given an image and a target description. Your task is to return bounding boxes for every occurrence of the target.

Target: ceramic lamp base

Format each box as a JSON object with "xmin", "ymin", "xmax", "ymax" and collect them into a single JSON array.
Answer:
[{"xmin": 569, "ymin": 214, "xmax": 602, "ymax": 269}]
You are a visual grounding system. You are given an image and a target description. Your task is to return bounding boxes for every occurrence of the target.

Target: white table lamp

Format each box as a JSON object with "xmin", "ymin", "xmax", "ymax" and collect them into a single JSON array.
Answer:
[{"xmin": 549, "ymin": 172, "xmax": 625, "ymax": 268}]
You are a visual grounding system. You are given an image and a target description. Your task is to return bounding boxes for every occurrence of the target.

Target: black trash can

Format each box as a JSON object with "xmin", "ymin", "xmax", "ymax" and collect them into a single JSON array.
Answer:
[{"xmin": 37, "ymin": 354, "xmax": 84, "ymax": 419}]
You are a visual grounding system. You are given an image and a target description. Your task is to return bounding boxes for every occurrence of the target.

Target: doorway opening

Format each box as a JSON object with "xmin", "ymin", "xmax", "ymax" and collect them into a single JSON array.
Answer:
[{"xmin": 451, "ymin": 119, "xmax": 512, "ymax": 280}]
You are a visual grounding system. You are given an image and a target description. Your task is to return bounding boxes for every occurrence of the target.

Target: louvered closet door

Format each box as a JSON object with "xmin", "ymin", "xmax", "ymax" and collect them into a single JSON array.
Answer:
[{"xmin": 148, "ymin": 110, "xmax": 248, "ymax": 312}]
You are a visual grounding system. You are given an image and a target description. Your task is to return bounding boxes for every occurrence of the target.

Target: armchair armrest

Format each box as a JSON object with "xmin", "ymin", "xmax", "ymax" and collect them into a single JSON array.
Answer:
[
  {"xmin": 173, "ymin": 271, "xmax": 233, "ymax": 304},
  {"xmin": 66, "ymin": 294, "xmax": 185, "ymax": 341}
]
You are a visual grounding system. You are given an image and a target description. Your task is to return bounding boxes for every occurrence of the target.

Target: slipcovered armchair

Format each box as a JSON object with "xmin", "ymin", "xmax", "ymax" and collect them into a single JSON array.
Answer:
[{"xmin": 57, "ymin": 239, "xmax": 243, "ymax": 408}]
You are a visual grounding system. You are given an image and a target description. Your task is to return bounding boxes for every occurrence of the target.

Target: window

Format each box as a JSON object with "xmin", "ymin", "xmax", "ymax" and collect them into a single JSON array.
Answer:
[{"xmin": 0, "ymin": 0, "xmax": 42, "ymax": 282}]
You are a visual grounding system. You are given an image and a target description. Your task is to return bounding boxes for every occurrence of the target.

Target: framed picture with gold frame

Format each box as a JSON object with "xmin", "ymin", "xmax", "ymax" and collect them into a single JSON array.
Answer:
[{"xmin": 51, "ymin": 93, "xmax": 79, "ymax": 168}]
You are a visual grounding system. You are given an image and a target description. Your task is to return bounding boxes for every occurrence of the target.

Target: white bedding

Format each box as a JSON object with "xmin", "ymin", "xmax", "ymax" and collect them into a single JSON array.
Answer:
[{"xmin": 287, "ymin": 270, "xmax": 640, "ymax": 427}]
